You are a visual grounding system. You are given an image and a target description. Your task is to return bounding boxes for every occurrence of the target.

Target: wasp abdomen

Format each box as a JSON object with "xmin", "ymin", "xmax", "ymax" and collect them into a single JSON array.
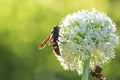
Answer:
[{"xmin": 52, "ymin": 41, "xmax": 60, "ymax": 56}]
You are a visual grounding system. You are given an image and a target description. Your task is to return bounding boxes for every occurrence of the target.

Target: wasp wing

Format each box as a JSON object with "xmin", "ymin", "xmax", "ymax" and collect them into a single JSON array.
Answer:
[
  {"xmin": 39, "ymin": 34, "xmax": 53, "ymax": 49},
  {"xmin": 96, "ymin": 73, "xmax": 106, "ymax": 80},
  {"xmin": 47, "ymin": 34, "xmax": 53, "ymax": 45}
]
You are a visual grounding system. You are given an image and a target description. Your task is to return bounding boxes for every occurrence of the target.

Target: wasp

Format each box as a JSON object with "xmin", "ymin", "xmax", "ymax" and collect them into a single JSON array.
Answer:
[
  {"xmin": 90, "ymin": 66, "xmax": 106, "ymax": 80},
  {"xmin": 39, "ymin": 25, "xmax": 61, "ymax": 56}
]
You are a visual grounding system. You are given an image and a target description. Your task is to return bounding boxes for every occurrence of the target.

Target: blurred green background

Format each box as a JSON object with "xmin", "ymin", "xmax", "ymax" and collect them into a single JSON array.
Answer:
[{"xmin": 0, "ymin": 0, "xmax": 120, "ymax": 80}]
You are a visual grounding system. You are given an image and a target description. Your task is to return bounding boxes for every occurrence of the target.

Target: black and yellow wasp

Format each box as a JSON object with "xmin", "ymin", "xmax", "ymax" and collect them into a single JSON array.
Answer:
[
  {"xmin": 39, "ymin": 25, "xmax": 61, "ymax": 56},
  {"xmin": 90, "ymin": 66, "xmax": 106, "ymax": 80}
]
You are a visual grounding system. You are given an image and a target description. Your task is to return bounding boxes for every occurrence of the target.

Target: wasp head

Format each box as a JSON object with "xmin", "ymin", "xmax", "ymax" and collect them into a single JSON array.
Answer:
[{"xmin": 53, "ymin": 25, "xmax": 60, "ymax": 30}]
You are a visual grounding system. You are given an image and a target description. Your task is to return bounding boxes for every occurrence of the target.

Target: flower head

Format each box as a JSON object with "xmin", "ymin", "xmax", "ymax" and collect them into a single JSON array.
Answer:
[{"xmin": 56, "ymin": 9, "xmax": 118, "ymax": 75}]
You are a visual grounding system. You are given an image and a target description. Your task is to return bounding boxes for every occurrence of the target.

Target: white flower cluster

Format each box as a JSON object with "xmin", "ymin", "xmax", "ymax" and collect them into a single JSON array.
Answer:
[{"xmin": 56, "ymin": 9, "xmax": 118, "ymax": 75}]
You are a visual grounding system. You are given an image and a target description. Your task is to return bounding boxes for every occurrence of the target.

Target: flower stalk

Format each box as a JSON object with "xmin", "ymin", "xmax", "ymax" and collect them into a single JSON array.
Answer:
[{"xmin": 82, "ymin": 56, "xmax": 90, "ymax": 80}]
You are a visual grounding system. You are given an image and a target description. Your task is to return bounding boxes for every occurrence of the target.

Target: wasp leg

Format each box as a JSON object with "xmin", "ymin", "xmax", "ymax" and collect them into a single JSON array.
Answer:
[
  {"xmin": 59, "ymin": 35, "xmax": 63, "ymax": 37},
  {"xmin": 57, "ymin": 40, "xmax": 67, "ymax": 44}
]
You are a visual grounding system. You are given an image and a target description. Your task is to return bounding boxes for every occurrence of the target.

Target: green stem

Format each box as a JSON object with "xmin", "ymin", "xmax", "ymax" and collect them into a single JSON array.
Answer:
[{"xmin": 82, "ymin": 56, "xmax": 90, "ymax": 80}]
